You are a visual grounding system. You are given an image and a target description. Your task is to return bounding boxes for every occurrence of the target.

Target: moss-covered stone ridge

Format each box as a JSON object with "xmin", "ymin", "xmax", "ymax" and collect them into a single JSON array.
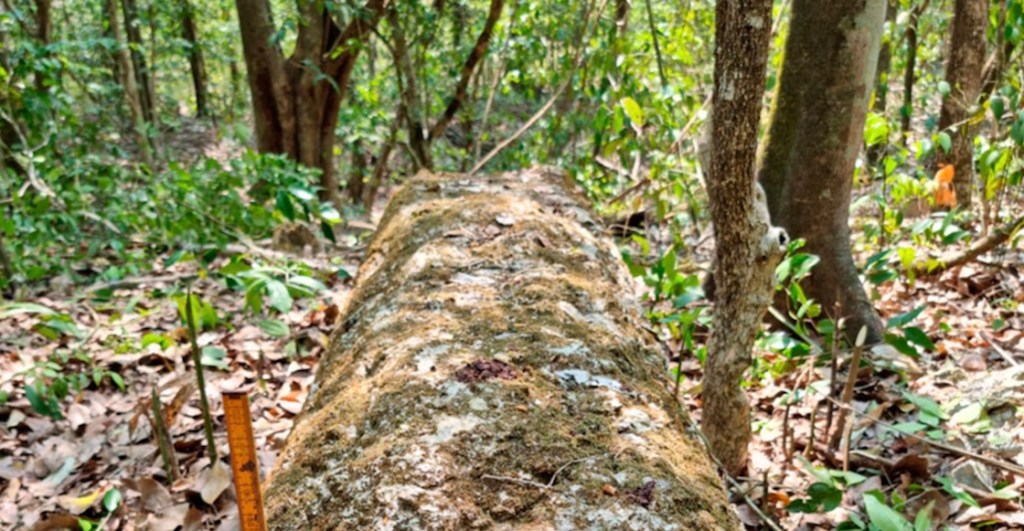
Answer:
[{"xmin": 263, "ymin": 167, "xmax": 739, "ymax": 530}]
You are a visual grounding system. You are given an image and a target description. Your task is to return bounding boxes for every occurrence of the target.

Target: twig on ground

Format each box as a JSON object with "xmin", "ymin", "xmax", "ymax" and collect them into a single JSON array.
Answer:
[
  {"xmin": 980, "ymin": 330, "xmax": 1019, "ymax": 366},
  {"xmin": 912, "ymin": 215, "xmax": 1024, "ymax": 277}
]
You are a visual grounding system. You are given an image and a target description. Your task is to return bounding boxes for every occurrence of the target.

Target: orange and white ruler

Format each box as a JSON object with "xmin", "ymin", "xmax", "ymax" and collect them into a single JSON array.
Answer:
[{"xmin": 223, "ymin": 391, "xmax": 268, "ymax": 531}]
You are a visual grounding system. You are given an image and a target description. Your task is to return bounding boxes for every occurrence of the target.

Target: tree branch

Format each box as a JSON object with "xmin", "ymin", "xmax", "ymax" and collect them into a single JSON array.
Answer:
[
  {"xmin": 428, "ymin": 0, "xmax": 505, "ymax": 142},
  {"xmin": 913, "ymin": 215, "xmax": 1024, "ymax": 276}
]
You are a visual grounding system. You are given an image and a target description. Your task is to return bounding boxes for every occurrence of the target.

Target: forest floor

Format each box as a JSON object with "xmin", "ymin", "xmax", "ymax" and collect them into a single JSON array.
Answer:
[{"xmin": 2, "ymin": 133, "xmax": 1023, "ymax": 529}]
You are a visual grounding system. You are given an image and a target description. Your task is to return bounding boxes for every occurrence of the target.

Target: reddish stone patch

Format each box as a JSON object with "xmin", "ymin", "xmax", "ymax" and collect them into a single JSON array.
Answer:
[
  {"xmin": 455, "ymin": 359, "xmax": 518, "ymax": 383},
  {"xmin": 626, "ymin": 480, "xmax": 656, "ymax": 508}
]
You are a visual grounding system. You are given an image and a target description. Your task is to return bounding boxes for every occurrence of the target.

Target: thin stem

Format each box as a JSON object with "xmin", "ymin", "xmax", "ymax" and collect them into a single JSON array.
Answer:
[{"xmin": 186, "ymin": 286, "xmax": 218, "ymax": 462}]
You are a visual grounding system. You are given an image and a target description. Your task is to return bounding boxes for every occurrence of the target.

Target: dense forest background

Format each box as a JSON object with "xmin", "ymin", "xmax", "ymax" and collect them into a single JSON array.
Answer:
[{"xmin": 1, "ymin": 0, "xmax": 1024, "ymax": 528}]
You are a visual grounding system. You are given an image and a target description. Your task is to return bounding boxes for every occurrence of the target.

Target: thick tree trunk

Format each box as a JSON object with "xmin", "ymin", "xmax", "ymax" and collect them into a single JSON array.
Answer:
[
  {"xmin": 701, "ymin": 0, "xmax": 786, "ymax": 477},
  {"xmin": 235, "ymin": 0, "xmax": 387, "ymax": 208},
  {"xmin": 263, "ymin": 168, "xmax": 738, "ymax": 529},
  {"xmin": 179, "ymin": 0, "xmax": 209, "ymax": 117},
  {"xmin": 937, "ymin": 0, "xmax": 987, "ymax": 208},
  {"xmin": 759, "ymin": 0, "xmax": 887, "ymax": 344}
]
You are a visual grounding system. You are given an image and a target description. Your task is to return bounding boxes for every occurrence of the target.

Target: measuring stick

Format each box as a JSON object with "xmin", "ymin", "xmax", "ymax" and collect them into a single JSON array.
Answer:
[{"xmin": 223, "ymin": 391, "xmax": 268, "ymax": 531}]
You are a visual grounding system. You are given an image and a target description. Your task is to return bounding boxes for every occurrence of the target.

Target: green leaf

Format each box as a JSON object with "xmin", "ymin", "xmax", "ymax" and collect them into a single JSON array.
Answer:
[
  {"xmin": 865, "ymin": 112, "xmax": 889, "ymax": 146},
  {"xmin": 276, "ymin": 190, "xmax": 295, "ymax": 220},
  {"xmin": 864, "ymin": 493, "xmax": 912, "ymax": 531},
  {"xmin": 887, "ymin": 306, "xmax": 925, "ymax": 329},
  {"xmin": 620, "ymin": 97, "xmax": 644, "ymax": 128},
  {"xmin": 936, "ymin": 476, "xmax": 979, "ymax": 507},
  {"xmin": 102, "ymin": 487, "xmax": 122, "ymax": 512},
  {"xmin": 938, "ymin": 81, "xmax": 951, "ymax": 96},
  {"xmin": 990, "ymin": 96, "xmax": 1005, "ymax": 120},
  {"xmin": 937, "ymin": 132, "xmax": 952, "ymax": 153},
  {"xmin": 902, "ymin": 392, "xmax": 946, "ymax": 420},
  {"xmin": 903, "ymin": 327, "xmax": 935, "ymax": 351},
  {"xmin": 266, "ymin": 280, "xmax": 293, "ymax": 313},
  {"xmin": 141, "ymin": 333, "xmax": 172, "ymax": 351},
  {"xmin": 913, "ymin": 501, "xmax": 934, "ymax": 531},
  {"xmin": 258, "ymin": 319, "xmax": 290, "ymax": 338},
  {"xmin": 201, "ymin": 346, "xmax": 228, "ymax": 370},
  {"xmin": 885, "ymin": 333, "xmax": 919, "ymax": 358}
]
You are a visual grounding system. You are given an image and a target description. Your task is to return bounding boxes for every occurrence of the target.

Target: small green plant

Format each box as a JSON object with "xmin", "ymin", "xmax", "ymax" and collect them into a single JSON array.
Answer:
[{"xmin": 19, "ymin": 350, "xmax": 126, "ymax": 419}]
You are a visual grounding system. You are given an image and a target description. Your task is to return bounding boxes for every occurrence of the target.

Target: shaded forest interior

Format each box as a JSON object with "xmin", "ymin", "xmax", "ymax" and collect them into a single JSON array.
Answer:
[{"xmin": 2, "ymin": 0, "xmax": 1024, "ymax": 529}]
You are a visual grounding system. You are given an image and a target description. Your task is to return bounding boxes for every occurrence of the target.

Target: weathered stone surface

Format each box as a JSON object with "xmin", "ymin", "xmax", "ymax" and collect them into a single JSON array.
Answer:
[{"xmin": 263, "ymin": 168, "xmax": 738, "ymax": 529}]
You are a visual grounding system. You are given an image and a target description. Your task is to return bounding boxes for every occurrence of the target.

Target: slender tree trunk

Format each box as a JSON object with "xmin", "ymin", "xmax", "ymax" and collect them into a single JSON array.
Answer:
[
  {"xmin": 263, "ymin": 168, "xmax": 738, "ymax": 529},
  {"xmin": 235, "ymin": 0, "xmax": 387, "ymax": 208},
  {"xmin": 980, "ymin": 0, "xmax": 1013, "ymax": 102},
  {"xmin": 702, "ymin": 0, "xmax": 786, "ymax": 476},
  {"xmin": 900, "ymin": 2, "xmax": 926, "ymax": 147},
  {"xmin": 759, "ymin": 0, "xmax": 887, "ymax": 343},
  {"xmin": 937, "ymin": 0, "xmax": 988, "ymax": 208},
  {"xmin": 179, "ymin": 0, "xmax": 209, "ymax": 117},
  {"xmin": 33, "ymin": 0, "xmax": 51, "ymax": 91},
  {"xmin": 105, "ymin": 0, "xmax": 153, "ymax": 167},
  {"xmin": 427, "ymin": 0, "xmax": 504, "ymax": 142},
  {"xmin": 867, "ymin": 0, "xmax": 896, "ymax": 166},
  {"xmin": 347, "ymin": 140, "xmax": 368, "ymax": 204},
  {"xmin": 120, "ymin": 0, "xmax": 155, "ymax": 123},
  {"xmin": 387, "ymin": 7, "xmax": 432, "ymax": 170}
]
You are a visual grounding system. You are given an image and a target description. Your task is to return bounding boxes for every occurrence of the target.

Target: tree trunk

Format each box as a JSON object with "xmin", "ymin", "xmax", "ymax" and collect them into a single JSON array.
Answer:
[
  {"xmin": 900, "ymin": 2, "xmax": 925, "ymax": 147},
  {"xmin": 701, "ymin": 0, "xmax": 787, "ymax": 477},
  {"xmin": 427, "ymin": 0, "xmax": 504, "ymax": 143},
  {"xmin": 263, "ymin": 168, "xmax": 738, "ymax": 529},
  {"xmin": 33, "ymin": 0, "xmax": 51, "ymax": 91},
  {"xmin": 179, "ymin": 0, "xmax": 209, "ymax": 117},
  {"xmin": 867, "ymin": 0, "xmax": 896, "ymax": 166},
  {"xmin": 387, "ymin": 6, "xmax": 433, "ymax": 170},
  {"xmin": 105, "ymin": 0, "xmax": 153, "ymax": 167},
  {"xmin": 120, "ymin": 0, "xmax": 155, "ymax": 123},
  {"xmin": 235, "ymin": 0, "xmax": 387, "ymax": 208},
  {"xmin": 759, "ymin": 0, "xmax": 887, "ymax": 343},
  {"xmin": 937, "ymin": 0, "xmax": 988, "ymax": 208},
  {"xmin": 980, "ymin": 0, "xmax": 1013, "ymax": 102}
]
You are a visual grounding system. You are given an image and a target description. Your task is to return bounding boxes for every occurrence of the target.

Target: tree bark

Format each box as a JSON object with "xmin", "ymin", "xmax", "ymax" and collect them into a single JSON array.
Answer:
[
  {"xmin": 33, "ymin": 0, "xmax": 51, "ymax": 92},
  {"xmin": 937, "ymin": 0, "xmax": 988, "ymax": 208},
  {"xmin": 980, "ymin": 0, "xmax": 1014, "ymax": 102},
  {"xmin": 427, "ymin": 0, "xmax": 504, "ymax": 142},
  {"xmin": 867, "ymin": 0, "xmax": 896, "ymax": 166},
  {"xmin": 105, "ymin": 0, "xmax": 153, "ymax": 167},
  {"xmin": 120, "ymin": 0, "xmax": 155, "ymax": 123},
  {"xmin": 701, "ymin": 0, "xmax": 787, "ymax": 477},
  {"xmin": 386, "ymin": 6, "xmax": 433, "ymax": 170},
  {"xmin": 179, "ymin": 0, "xmax": 209, "ymax": 117},
  {"xmin": 759, "ymin": 0, "xmax": 887, "ymax": 344},
  {"xmin": 235, "ymin": 0, "xmax": 388, "ymax": 208},
  {"xmin": 900, "ymin": 1, "xmax": 927, "ymax": 147},
  {"xmin": 263, "ymin": 168, "xmax": 738, "ymax": 529}
]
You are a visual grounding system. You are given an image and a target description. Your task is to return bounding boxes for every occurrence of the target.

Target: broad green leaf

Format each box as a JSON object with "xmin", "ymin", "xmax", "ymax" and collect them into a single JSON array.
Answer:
[
  {"xmin": 864, "ymin": 493, "xmax": 912, "ymax": 531},
  {"xmin": 258, "ymin": 319, "xmax": 290, "ymax": 338},
  {"xmin": 266, "ymin": 280, "xmax": 293, "ymax": 313},
  {"xmin": 102, "ymin": 487, "xmax": 122, "ymax": 512},
  {"xmin": 620, "ymin": 97, "xmax": 644, "ymax": 128}
]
